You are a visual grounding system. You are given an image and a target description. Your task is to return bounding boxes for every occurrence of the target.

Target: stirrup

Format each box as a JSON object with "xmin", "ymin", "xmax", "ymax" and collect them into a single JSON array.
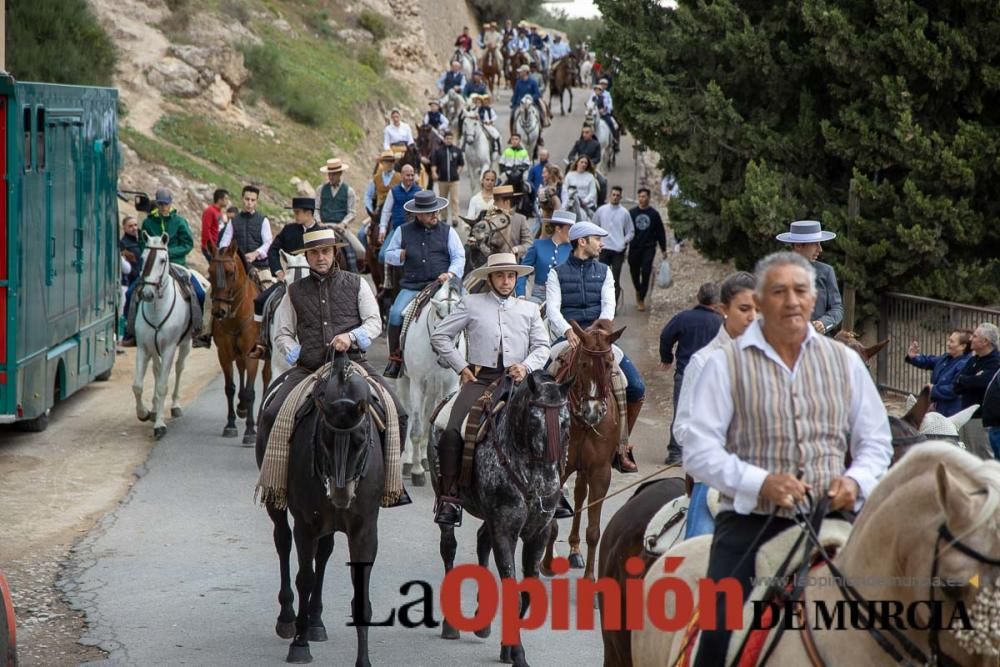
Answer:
[{"xmin": 434, "ymin": 496, "xmax": 464, "ymax": 527}]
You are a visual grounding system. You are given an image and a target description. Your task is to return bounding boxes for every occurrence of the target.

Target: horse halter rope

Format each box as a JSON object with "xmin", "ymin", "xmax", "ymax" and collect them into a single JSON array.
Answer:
[
  {"xmin": 567, "ymin": 342, "xmax": 613, "ymax": 422},
  {"xmin": 138, "ymin": 247, "xmax": 182, "ymax": 356},
  {"xmin": 211, "ymin": 255, "xmax": 249, "ymax": 313}
]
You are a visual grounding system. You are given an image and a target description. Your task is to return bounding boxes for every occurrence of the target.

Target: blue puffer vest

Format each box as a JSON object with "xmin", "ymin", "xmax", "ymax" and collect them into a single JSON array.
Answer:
[
  {"xmin": 400, "ymin": 221, "xmax": 451, "ymax": 290},
  {"xmin": 555, "ymin": 255, "xmax": 607, "ymax": 329},
  {"xmin": 390, "ymin": 183, "xmax": 419, "ymax": 233}
]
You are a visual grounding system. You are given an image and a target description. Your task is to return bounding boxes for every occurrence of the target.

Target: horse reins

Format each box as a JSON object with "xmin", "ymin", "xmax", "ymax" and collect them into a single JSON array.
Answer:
[
  {"xmin": 137, "ymin": 246, "xmax": 184, "ymax": 356},
  {"xmin": 210, "ymin": 255, "xmax": 253, "ymax": 340}
]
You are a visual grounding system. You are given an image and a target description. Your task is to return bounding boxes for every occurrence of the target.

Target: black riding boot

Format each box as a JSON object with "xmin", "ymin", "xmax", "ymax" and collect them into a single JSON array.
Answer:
[
  {"xmin": 383, "ymin": 324, "xmax": 403, "ymax": 379},
  {"xmin": 435, "ymin": 430, "xmax": 464, "ymax": 526},
  {"xmin": 121, "ymin": 294, "xmax": 139, "ymax": 347},
  {"xmin": 190, "ymin": 298, "xmax": 211, "ymax": 349}
]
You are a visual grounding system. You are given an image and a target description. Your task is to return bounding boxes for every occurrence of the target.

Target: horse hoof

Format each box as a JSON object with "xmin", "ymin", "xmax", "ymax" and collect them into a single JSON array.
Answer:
[
  {"xmin": 286, "ymin": 643, "xmax": 312, "ymax": 664},
  {"xmin": 170, "ymin": 407, "xmax": 183, "ymax": 418},
  {"xmin": 568, "ymin": 553, "xmax": 585, "ymax": 569},
  {"xmin": 222, "ymin": 427, "xmax": 238, "ymax": 438},
  {"xmin": 500, "ymin": 646, "xmax": 513, "ymax": 663},
  {"xmin": 307, "ymin": 626, "xmax": 328, "ymax": 642},
  {"xmin": 441, "ymin": 623, "xmax": 460, "ymax": 640},
  {"xmin": 475, "ymin": 625, "xmax": 491, "ymax": 639},
  {"xmin": 411, "ymin": 472, "xmax": 426, "ymax": 487},
  {"xmin": 153, "ymin": 426, "xmax": 167, "ymax": 440},
  {"xmin": 242, "ymin": 433, "xmax": 256, "ymax": 446},
  {"xmin": 402, "ymin": 462, "xmax": 412, "ymax": 476},
  {"xmin": 276, "ymin": 621, "xmax": 296, "ymax": 639},
  {"xmin": 538, "ymin": 564, "xmax": 553, "ymax": 578}
]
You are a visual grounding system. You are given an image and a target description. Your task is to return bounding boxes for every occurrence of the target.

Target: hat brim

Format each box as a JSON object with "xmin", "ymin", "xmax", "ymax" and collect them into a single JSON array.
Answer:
[
  {"xmin": 493, "ymin": 190, "xmax": 525, "ymax": 199},
  {"xmin": 468, "ymin": 263, "xmax": 534, "ymax": 282},
  {"xmin": 776, "ymin": 231, "xmax": 836, "ymax": 243},
  {"xmin": 319, "ymin": 165, "xmax": 349, "ymax": 173},
  {"xmin": 543, "ymin": 217, "xmax": 575, "ymax": 226},
  {"xmin": 284, "ymin": 206, "xmax": 316, "ymax": 211},
  {"xmin": 293, "ymin": 240, "xmax": 347, "ymax": 254},
  {"xmin": 403, "ymin": 196, "xmax": 449, "ymax": 214}
]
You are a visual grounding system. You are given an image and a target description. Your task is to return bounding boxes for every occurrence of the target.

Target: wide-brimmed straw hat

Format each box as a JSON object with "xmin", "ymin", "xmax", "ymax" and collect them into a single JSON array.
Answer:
[
  {"xmin": 403, "ymin": 189, "xmax": 449, "ymax": 214},
  {"xmin": 468, "ymin": 252, "xmax": 534, "ymax": 282},
  {"xmin": 294, "ymin": 227, "xmax": 346, "ymax": 254},
  {"xmin": 378, "ymin": 150, "xmax": 397, "ymax": 161},
  {"xmin": 517, "ymin": 64, "xmax": 530, "ymax": 73},
  {"xmin": 319, "ymin": 158, "xmax": 349, "ymax": 174},
  {"xmin": 776, "ymin": 220, "xmax": 836, "ymax": 244},
  {"xmin": 493, "ymin": 184, "xmax": 524, "ymax": 199},
  {"xmin": 544, "ymin": 210, "xmax": 576, "ymax": 226}
]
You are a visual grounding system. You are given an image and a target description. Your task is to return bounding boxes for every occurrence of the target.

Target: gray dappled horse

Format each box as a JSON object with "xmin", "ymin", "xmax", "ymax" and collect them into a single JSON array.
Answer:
[{"xmin": 428, "ymin": 371, "xmax": 572, "ymax": 667}]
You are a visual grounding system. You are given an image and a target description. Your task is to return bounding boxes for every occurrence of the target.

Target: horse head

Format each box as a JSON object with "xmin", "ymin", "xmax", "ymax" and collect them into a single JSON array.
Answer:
[
  {"xmin": 138, "ymin": 231, "xmax": 171, "ymax": 302},
  {"xmin": 567, "ymin": 319, "xmax": 625, "ymax": 427},
  {"xmin": 835, "ymin": 330, "xmax": 891, "ymax": 364},
  {"xmin": 508, "ymin": 370, "xmax": 572, "ymax": 467},
  {"xmin": 429, "ymin": 279, "xmax": 461, "ymax": 321},
  {"xmin": 313, "ymin": 351, "xmax": 372, "ymax": 509},
  {"xmin": 208, "ymin": 242, "xmax": 250, "ymax": 319},
  {"xmin": 279, "ymin": 249, "xmax": 310, "ymax": 284}
]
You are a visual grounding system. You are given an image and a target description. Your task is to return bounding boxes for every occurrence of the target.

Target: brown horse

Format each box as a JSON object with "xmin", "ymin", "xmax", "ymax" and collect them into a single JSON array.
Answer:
[
  {"xmin": 541, "ymin": 319, "xmax": 625, "ymax": 584},
  {"xmin": 207, "ymin": 241, "xmax": 271, "ymax": 445},
  {"xmin": 481, "ymin": 45, "xmax": 503, "ymax": 93},
  {"xmin": 548, "ymin": 54, "xmax": 580, "ymax": 116},
  {"xmin": 416, "ymin": 124, "xmax": 443, "ymax": 189},
  {"xmin": 395, "ymin": 144, "xmax": 429, "ymax": 189},
  {"xmin": 506, "ymin": 50, "xmax": 528, "ymax": 89}
]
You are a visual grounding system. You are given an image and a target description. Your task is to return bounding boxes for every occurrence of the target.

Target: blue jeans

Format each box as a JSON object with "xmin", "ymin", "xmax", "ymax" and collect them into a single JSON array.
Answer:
[
  {"xmin": 684, "ymin": 482, "xmax": 716, "ymax": 539},
  {"xmin": 989, "ymin": 427, "xmax": 1000, "ymax": 460},
  {"xmin": 357, "ymin": 224, "xmax": 368, "ymax": 250},
  {"xmin": 389, "ymin": 288, "xmax": 421, "ymax": 326},
  {"xmin": 378, "ymin": 226, "xmax": 399, "ymax": 264}
]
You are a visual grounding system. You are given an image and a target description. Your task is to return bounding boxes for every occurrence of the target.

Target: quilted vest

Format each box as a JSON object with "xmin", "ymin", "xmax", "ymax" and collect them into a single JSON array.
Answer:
[
  {"xmin": 443, "ymin": 71, "xmax": 464, "ymax": 92},
  {"xmin": 319, "ymin": 183, "xmax": 349, "ymax": 223},
  {"xmin": 287, "ymin": 269, "xmax": 363, "ymax": 371},
  {"xmin": 554, "ymin": 255, "xmax": 607, "ymax": 329},
  {"xmin": 232, "ymin": 211, "xmax": 268, "ymax": 267},
  {"xmin": 390, "ymin": 183, "xmax": 419, "ymax": 233},
  {"xmin": 399, "ymin": 221, "xmax": 451, "ymax": 290}
]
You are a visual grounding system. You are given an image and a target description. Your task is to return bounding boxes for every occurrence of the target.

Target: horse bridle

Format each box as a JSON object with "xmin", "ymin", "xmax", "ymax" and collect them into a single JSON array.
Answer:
[
  {"xmin": 471, "ymin": 213, "xmax": 516, "ymax": 255},
  {"xmin": 211, "ymin": 255, "xmax": 249, "ymax": 313},
  {"xmin": 567, "ymin": 342, "xmax": 614, "ymax": 422},
  {"xmin": 312, "ymin": 365, "xmax": 373, "ymax": 493},
  {"xmin": 137, "ymin": 246, "xmax": 183, "ymax": 355}
]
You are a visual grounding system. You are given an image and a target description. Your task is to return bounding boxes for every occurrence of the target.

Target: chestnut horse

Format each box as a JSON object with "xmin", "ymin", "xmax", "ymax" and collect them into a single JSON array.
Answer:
[
  {"xmin": 506, "ymin": 50, "xmax": 528, "ymax": 89},
  {"xmin": 481, "ymin": 45, "xmax": 502, "ymax": 93},
  {"xmin": 207, "ymin": 241, "xmax": 271, "ymax": 445},
  {"xmin": 548, "ymin": 54, "xmax": 580, "ymax": 116},
  {"xmin": 541, "ymin": 319, "xmax": 625, "ymax": 585}
]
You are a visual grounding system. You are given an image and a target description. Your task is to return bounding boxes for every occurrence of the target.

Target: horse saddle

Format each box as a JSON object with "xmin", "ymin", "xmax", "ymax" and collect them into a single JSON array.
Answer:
[
  {"xmin": 167, "ymin": 265, "xmax": 195, "ymax": 302},
  {"xmin": 397, "ymin": 284, "xmax": 439, "ymax": 360},
  {"xmin": 260, "ymin": 283, "xmax": 288, "ymax": 352},
  {"xmin": 643, "ymin": 488, "xmax": 721, "ymax": 558}
]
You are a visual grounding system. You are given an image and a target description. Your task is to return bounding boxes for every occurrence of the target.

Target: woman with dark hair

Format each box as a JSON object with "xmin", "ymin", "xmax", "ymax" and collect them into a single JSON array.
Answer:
[{"xmin": 905, "ymin": 329, "xmax": 972, "ymax": 417}]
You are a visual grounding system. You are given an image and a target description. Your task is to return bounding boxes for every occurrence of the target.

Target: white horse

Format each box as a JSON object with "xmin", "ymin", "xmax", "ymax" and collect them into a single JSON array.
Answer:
[
  {"xmin": 267, "ymin": 250, "xmax": 311, "ymax": 377},
  {"xmin": 514, "ymin": 95, "xmax": 542, "ymax": 159},
  {"xmin": 461, "ymin": 117, "xmax": 492, "ymax": 196},
  {"xmin": 586, "ymin": 100, "xmax": 614, "ymax": 170},
  {"xmin": 132, "ymin": 233, "xmax": 195, "ymax": 440},
  {"xmin": 396, "ymin": 280, "xmax": 466, "ymax": 486},
  {"xmin": 440, "ymin": 88, "xmax": 465, "ymax": 140}
]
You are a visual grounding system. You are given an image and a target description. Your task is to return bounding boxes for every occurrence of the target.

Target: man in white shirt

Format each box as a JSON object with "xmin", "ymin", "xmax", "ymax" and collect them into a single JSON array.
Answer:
[
  {"xmin": 382, "ymin": 109, "xmax": 415, "ymax": 149},
  {"xmin": 684, "ymin": 251, "xmax": 892, "ymax": 667},
  {"xmin": 219, "ymin": 184, "xmax": 273, "ymax": 272},
  {"xmin": 592, "ymin": 185, "xmax": 634, "ymax": 305}
]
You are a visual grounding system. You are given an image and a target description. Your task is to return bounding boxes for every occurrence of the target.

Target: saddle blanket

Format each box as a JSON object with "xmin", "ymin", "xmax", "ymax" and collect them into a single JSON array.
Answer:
[{"xmin": 643, "ymin": 489, "xmax": 720, "ymax": 557}]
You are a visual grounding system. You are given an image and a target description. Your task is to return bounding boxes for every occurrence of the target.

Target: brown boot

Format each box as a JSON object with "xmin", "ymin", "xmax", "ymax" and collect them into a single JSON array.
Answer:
[
  {"xmin": 635, "ymin": 299, "xmax": 646, "ymax": 312},
  {"xmin": 614, "ymin": 399, "xmax": 643, "ymax": 473},
  {"xmin": 247, "ymin": 317, "xmax": 270, "ymax": 360}
]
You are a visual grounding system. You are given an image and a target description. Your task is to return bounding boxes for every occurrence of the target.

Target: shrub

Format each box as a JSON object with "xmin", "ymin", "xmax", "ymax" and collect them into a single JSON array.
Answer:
[
  {"xmin": 240, "ymin": 42, "xmax": 325, "ymax": 127},
  {"xmin": 356, "ymin": 46, "xmax": 385, "ymax": 75},
  {"xmin": 357, "ymin": 9, "xmax": 388, "ymax": 41},
  {"xmin": 308, "ymin": 10, "xmax": 333, "ymax": 39},
  {"xmin": 220, "ymin": 0, "xmax": 251, "ymax": 24}
]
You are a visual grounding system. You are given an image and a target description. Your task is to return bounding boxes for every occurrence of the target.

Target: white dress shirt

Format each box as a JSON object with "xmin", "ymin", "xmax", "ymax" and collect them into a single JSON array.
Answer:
[
  {"xmin": 591, "ymin": 203, "xmax": 634, "ymax": 252},
  {"xmin": 219, "ymin": 213, "xmax": 273, "ymax": 258},
  {"xmin": 466, "ymin": 192, "xmax": 494, "ymax": 220},
  {"xmin": 683, "ymin": 319, "xmax": 892, "ymax": 515},
  {"xmin": 383, "ymin": 122, "xmax": 415, "ymax": 149},
  {"xmin": 544, "ymin": 260, "xmax": 616, "ymax": 337}
]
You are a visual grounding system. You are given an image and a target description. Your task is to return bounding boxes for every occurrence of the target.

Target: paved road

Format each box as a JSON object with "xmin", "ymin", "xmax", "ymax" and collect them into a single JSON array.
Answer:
[{"xmin": 69, "ymin": 86, "xmax": 679, "ymax": 666}]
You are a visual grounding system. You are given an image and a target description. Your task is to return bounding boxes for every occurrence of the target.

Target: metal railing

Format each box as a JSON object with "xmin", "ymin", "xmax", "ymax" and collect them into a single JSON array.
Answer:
[{"xmin": 876, "ymin": 293, "xmax": 1000, "ymax": 395}]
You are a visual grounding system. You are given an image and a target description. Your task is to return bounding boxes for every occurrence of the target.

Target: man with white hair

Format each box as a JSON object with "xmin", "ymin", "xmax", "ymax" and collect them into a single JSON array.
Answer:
[
  {"xmin": 684, "ymin": 251, "xmax": 892, "ymax": 667},
  {"xmin": 953, "ymin": 322, "xmax": 1000, "ymax": 457}
]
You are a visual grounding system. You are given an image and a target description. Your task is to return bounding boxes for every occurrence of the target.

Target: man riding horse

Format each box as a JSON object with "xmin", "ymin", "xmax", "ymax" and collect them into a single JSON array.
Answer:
[
  {"xmin": 266, "ymin": 226, "xmax": 409, "ymax": 469},
  {"xmin": 510, "ymin": 64, "xmax": 549, "ymax": 135},
  {"xmin": 249, "ymin": 197, "xmax": 324, "ymax": 360},
  {"xmin": 546, "ymin": 221, "xmax": 644, "ymax": 472},
  {"xmin": 382, "ymin": 190, "xmax": 466, "ymax": 379},
  {"xmin": 314, "ymin": 158, "xmax": 364, "ymax": 273},
  {"xmin": 121, "ymin": 187, "xmax": 208, "ymax": 348},
  {"xmin": 589, "ymin": 79, "xmax": 621, "ymax": 152},
  {"xmin": 428, "ymin": 252, "xmax": 550, "ymax": 526},
  {"xmin": 220, "ymin": 185, "xmax": 274, "ymax": 282}
]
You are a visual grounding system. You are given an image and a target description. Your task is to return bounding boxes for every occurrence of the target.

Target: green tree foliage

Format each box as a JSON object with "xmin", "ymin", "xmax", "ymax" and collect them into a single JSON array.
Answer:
[
  {"xmin": 598, "ymin": 0, "xmax": 1000, "ymax": 308},
  {"xmin": 468, "ymin": 0, "xmax": 535, "ymax": 24},
  {"xmin": 7, "ymin": 0, "xmax": 116, "ymax": 86}
]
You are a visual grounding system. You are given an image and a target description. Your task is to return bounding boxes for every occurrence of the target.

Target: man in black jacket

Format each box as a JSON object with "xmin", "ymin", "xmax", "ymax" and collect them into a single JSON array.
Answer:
[
  {"xmin": 431, "ymin": 130, "xmax": 464, "ymax": 225},
  {"xmin": 659, "ymin": 283, "xmax": 723, "ymax": 464},
  {"xmin": 627, "ymin": 188, "xmax": 667, "ymax": 311},
  {"xmin": 568, "ymin": 125, "xmax": 602, "ymax": 168},
  {"xmin": 954, "ymin": 323, "xmax": 1000, "ymax": 458}
]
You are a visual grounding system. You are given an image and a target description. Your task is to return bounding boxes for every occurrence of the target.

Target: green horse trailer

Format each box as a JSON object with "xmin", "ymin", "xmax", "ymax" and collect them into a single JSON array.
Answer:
[{"xmin": 0, "ymin": 76, "xmax": 120, "ymax": 431}]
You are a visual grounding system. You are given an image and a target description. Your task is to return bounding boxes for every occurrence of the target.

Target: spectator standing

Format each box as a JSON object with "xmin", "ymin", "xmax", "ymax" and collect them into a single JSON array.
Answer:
[
  {"xmin": 200, "ymin": 188, "xmax": 229, "ymax": 262},
  {"xmin": 431, "ymin": 130, "xmax": 464, "ymax": 225},
  {"xmin": 592, "ymin": 185, "xmax": 634, "ymax": 305},
  {"xmin": 659, "ymin": 283, "xmax": 724, "ymax": 464},
  {"xmin": 904, "ymin": 330, "xmax": 972, "ymax": 416},
  {"xmin": 953, "ymin": 323, "xmax": 1000, "ymax": 457},
  {"xmin": 628, "ymin": 187, "xmax": 667, "ymax": 311}
]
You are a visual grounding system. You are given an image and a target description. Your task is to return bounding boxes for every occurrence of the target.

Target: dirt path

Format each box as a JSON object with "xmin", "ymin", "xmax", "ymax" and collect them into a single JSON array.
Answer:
[{"xmin": 0, "ymin": 348, "xmax": 222, "ymax": 665}]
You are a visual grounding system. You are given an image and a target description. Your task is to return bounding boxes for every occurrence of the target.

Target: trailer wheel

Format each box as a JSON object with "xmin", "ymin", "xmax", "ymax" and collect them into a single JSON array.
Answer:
[
  {"xmin": 0, "ymin": 570, "xmax": 17, "ymax": 667},
  {"xmin": 16, "ymin": 409, "xmax": 49, "ymax": 433},
  {"xmin": 95, "ymin": 369, "xmax": 112, "ymax": 382}
]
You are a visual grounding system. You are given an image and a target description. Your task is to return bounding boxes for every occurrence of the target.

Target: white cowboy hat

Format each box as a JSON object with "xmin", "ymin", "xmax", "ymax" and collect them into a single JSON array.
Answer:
[
  {"xmin": 293, "ymin": 228, "xmax": 346, "ymax": 254},
  {"xmin": 403, "ymin": 189, "xmax": 449, "ymax": 214},
  {"xmin": 319, "ymin": 158, "xmax": 349, "ymax": 174},
  {"xmin": 517, "ymin": 64, "xmax": 530, "ymax": 73},
  {"xmin": 468, "ymin": 252, "xmax": 534, "ymax": 283},
  {"xmin": 776, "ymin": 220, "xmax": 836, "ymax": 244},
  {"xmin": 543, "ymin": 210, "xmax": 576, "ymax": 226}
]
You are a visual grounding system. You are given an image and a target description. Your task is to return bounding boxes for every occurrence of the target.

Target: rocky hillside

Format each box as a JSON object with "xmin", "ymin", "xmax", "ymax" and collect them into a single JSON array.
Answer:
[{"xmin": 91, "ymin": 0, "xmax": 478, "ymax": 273}]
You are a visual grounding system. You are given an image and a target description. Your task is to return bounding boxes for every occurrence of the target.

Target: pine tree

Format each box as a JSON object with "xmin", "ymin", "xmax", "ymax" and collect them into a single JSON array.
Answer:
[{"xmin": 598, "ymin": 0, "xmax": 1000, "ymax": 310}]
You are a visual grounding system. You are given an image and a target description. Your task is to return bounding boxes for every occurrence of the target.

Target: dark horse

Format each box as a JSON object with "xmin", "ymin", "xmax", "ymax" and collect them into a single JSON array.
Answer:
[
  {"xmin": 428, "ymin": 371, "xmax": 572, "ymax": 667},
  {"xmin": 595, "ymin": 388, "xmax": 932, "ymax": 667},
  {"xmin": 207, "ymin": 241, "xmax": 270, "ymax": 445},
  {"xmin": 395, "ymin": 143, "xmax": 429, "ymax": 190},
  {"xmin": 256, "ymin": 351, "xmax": 384, "ymax": 666},
  {"xmin": 460, "ymin": 211, "xmax": 516, "ymax": 277},
  {"xmin": 548, "ymin": 54, "xmax": 580, "ymax": 116},
  {"xmin": 416, "ymin": 125, "xmax": 444, "ymax": 190}
]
